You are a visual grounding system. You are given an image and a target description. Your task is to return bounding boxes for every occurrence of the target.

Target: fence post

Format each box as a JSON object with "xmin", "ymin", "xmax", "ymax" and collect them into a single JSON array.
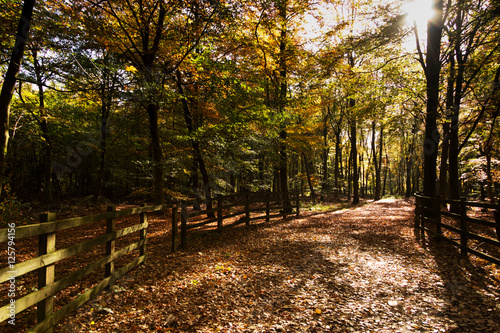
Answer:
[
  {"xmin": 38, "ymin": 212, "xmax": 56, "ymax": 332},
  {"xmin": 217, "ymin": 195, "xmax": 223, "ymax": 230},
  {"xmin": 459, "ymin": 197, "xmax": 468, "ymax": 256},
  {"xmin": 245, "ymin": 193, "xmax": 250, "ymax": 226},
  {"xmin": 105, "ymin": 206, "xmax": 116, "ymax": 281},
  {"xmin": 139, "ymin": 204, "xmax": 147, "ymax": 258},
  {"xmin": 181, "ymin": 204, "xmax": 187, "ymax": 249},
  {"xmin": 172, "ymin": 204, "xmax": 178, "ymax": 254}
]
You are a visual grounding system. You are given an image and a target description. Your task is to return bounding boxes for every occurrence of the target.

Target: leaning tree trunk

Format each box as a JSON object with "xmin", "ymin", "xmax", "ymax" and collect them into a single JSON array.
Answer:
[{"xmin": 0, "ymin": 0, "xmax": 36, "ymax": 197}]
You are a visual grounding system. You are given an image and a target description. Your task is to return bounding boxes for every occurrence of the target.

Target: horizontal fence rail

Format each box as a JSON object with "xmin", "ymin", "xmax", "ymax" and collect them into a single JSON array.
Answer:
[
  {"xmin": 414, "ymin": 194, "xmax": 500, "ymax": 266},
  {"xmin": 0, "ymin": 203, "xmax": 172, "ymax": 333},
  {"xmin": 172, "ymin": 191, "xmax": 300, "ymax": 252}
]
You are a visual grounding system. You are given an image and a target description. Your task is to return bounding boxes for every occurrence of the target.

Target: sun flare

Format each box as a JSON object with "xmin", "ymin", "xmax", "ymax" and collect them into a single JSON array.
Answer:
[{"xmin": 403, "ymin": 0, "xmax": 435, "ymax": 30}]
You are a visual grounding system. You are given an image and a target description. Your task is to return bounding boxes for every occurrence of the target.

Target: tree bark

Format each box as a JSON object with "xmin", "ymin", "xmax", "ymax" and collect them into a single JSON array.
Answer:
[
  {"xmin": 422, "ymin": 0, "xmax": 443, "ymax": 198},
  {"xmin": 439, "ymin": 53, "xmax": 455, "ymax": 201},
  {"xmin": 371, "ymin": 121, "xmax": 382, "ymax": 200},
  {"xmin": 278, "ymin": 0, "xmax": 291, "ymax": 212},
  {"xmin": 176, "ymin": 71, "xmax": 215, "ymax": 218},
  {"xmin": 405, "ymin": 122, "xmax": 416, "ymax": 197},
  {"xmin": 334, "ymin": 124, "xmax": 341, "ymax": 199},
  {"xmin": 94, "ymin": 60, "xmax": 115, "ymax": 203},
  {"xmin": 347, "ymin": 144, "xmax": 352, "ymax": 200},
  {"xmin": 348, "ymin": 53, "xmax": 359, "ymax": 204},
  {"xmin": 31, "ymin": 48, "xmax": 53, "ymax": 203},
  {"xmin": 322, "ymin": 108, "xmax": 329, "ymax": 196},
  {"xmin": 448, "ymin": 5, "xmax": 465, "ymax": 209},
  {"xmin": 350, "ymin": 109, "xmax": 359, "ymax": 204},
  {"xmin": 302, "ymin": 152, "xmax": 316, "ymax": 202},
  {"xmin": 485, "ymin": 105, "xmax": 499, "ymax": 203},
  {"xmin": 147, "ymin": 103, "xmax": 165, "ymax": 204},
  {"xmin": 0, "ymin": 0, "xmax": 36, "ymax": 197}
]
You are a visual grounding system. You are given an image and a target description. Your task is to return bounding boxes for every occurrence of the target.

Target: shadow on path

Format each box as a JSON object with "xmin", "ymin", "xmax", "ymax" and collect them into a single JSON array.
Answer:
[{"xmin": 53, "ymin": 198, "xmax": 500, "ymax": 333}]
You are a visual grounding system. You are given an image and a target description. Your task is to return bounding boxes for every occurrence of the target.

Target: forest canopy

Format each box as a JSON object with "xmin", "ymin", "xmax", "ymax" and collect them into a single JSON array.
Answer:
[{"xmin": 0, "ymin": 0, "xmax": 499, "ymax": 209}]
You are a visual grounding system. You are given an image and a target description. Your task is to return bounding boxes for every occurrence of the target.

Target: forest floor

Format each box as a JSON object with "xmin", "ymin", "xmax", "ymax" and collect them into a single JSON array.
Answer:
[{"xmin": 6, "ymin": 198, "xmax": 500, "ymax": 332}]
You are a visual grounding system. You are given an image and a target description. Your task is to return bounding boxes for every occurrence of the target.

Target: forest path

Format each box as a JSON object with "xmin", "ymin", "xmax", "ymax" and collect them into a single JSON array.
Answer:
[{"xmin": 56, "ymin": 198, "xmax": 500, "ymax": 333}]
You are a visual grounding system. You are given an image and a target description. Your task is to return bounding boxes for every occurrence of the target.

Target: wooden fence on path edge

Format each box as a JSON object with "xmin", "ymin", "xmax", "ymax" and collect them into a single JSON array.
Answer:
[
  {"xmin": 173, "ymin": 191, "xmax": 300, "ymax": 252},
  {"xmin": 414, "ymin": 194, "xmax": 500, "ymax": 266},
  {"xmin": 0, "ymin": 191, "xmax": 299, "ymax": 332}
]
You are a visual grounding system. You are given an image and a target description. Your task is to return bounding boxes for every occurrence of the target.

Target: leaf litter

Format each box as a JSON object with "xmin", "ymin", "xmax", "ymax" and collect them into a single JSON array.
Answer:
[{"xmin": 42, "ymin": 199, "xmax": 500, "ymax": 332}]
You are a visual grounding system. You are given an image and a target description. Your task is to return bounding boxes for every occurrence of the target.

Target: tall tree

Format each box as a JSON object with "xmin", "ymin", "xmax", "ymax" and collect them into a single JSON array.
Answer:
[
  {"xmin": 0, "ymin": 0, "xmax": 36, "ymax": 197},
  {"xmin": 445, "ymin": 0, "xmax": 500, "ymax": 204},
  {"xmin": 348, "ymin": 52, "xmax": 359, "ymax": 204},
  {"xmin": 417, "ymin": 0, "xmax": 444, "ymax": 197},
  {"xmin": 277, "ymin": 0, "xmax": 291, "ymax": 210}
]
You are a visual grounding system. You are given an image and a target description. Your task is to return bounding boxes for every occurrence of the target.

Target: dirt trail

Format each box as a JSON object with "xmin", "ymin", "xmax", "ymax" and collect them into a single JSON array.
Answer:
[{"xmin": 53, "ymin": 198, "xmax": 499, "ymax": 333}]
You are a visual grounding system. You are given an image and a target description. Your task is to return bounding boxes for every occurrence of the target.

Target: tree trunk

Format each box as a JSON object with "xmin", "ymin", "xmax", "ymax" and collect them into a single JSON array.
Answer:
[
  {"xmin": 302, "ymin": 152, "xmax": 316, "ymax": 202},
  {"xmin": 382, "ymin": 151, "xmax": 388, "ymax": 196},
  {"xmin": 0, "ymin": 0, "xmax": 36, "ymax": 197},
  {"xmin": 485, "ymin": 103, "xmax": 499, "ymax": 203},
  {"xmin": 347, "ymin": 146, "xmax": 352, "ymax": 200},
  {"xmin": 278, "ymin": 0, "xmax": 291, "ymax": 212},
  {"xmin": 371, "ymin": 121, "xmax": 382, "ymax": 200},
  {"xmin": 350, "ymin": 115, "xmax": 359, "ymax": 203},
  {"xmin": 176, "ymin": 71, "xmax": 215, "ymax": 217},
  {"xmin": 94, "ymin": 61, "xmax": 114, "ymax": 203},
  {"xmin": 348, "ymin": 53, "xmax": 359, "ymax": 204},
  {"xmin": 147, "ymin": 103, "xmax": 164, "ymax": 204},
  {"xmin": 322, "ymin": 109, "xmax": 329, "ymax": 196},
  {"xmin": 389, "ymin": 165, "xmax": 393, "ymax": 195},
  {"xmin": 449, "ymin": 6, "xmax": 465, "ymax": 209},
  {"xmin": 422, "ymin": 0, "xmax": 443, "ymax": 198},
  {"xmin": 405, "ymin": 123, "xmax": 416, "ymax": 197},
  {"xmin": 439, "ymin": 54, "xmax": 455, "ymax": 201},
  {"xmin": 32, "ymin": 49, "xmax": 53, "ymax": 203},
  {"xmin": 194, "ymin": 141, "xmax": 215, "ymax": 217},
  {"xmin": 486, "ymin": 153, "xmax": 493, "ymax": 202},
  {"xmin": 334, "ymin": 126, "xmax": 341, "ymax": 199}
]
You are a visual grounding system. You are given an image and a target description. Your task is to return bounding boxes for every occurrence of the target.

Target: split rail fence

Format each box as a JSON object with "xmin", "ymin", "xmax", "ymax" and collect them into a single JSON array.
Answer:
[
  {"xmin": 0, "ymin": 204, "xmax": 167, "ymax": 332},
  {"xmin": 0, "ymin": 191, "xmax": 299, "ymax": 332},
  {"xmin": 173, "ymin": 191, "xmax": 300, "ymax": 251},
  {"xmin": 414, "ymin": 194, "xmax": 500, "ymax": 265}
]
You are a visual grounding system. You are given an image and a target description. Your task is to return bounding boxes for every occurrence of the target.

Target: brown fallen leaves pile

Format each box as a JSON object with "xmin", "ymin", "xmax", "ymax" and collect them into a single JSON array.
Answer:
[{"xmin": 17, "ymin": 199, "xmax": 500, "ymax": 332}]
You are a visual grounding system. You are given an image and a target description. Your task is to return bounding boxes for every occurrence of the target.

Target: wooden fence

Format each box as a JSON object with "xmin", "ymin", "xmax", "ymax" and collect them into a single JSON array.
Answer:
[
  {"xmin": 0, "ymin": 191, "xmax": 299, "ymax": 332},
  {"xmin": 414, "ymin": 194, "xmax": 500, "ymax": 265},
  {"xmin": 0, "ymin": 204, "xmax": 171, "ymax": 332},
  {"xmin": 172, "ymin": 191, "xmax": 300, "ymax": 252}
]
